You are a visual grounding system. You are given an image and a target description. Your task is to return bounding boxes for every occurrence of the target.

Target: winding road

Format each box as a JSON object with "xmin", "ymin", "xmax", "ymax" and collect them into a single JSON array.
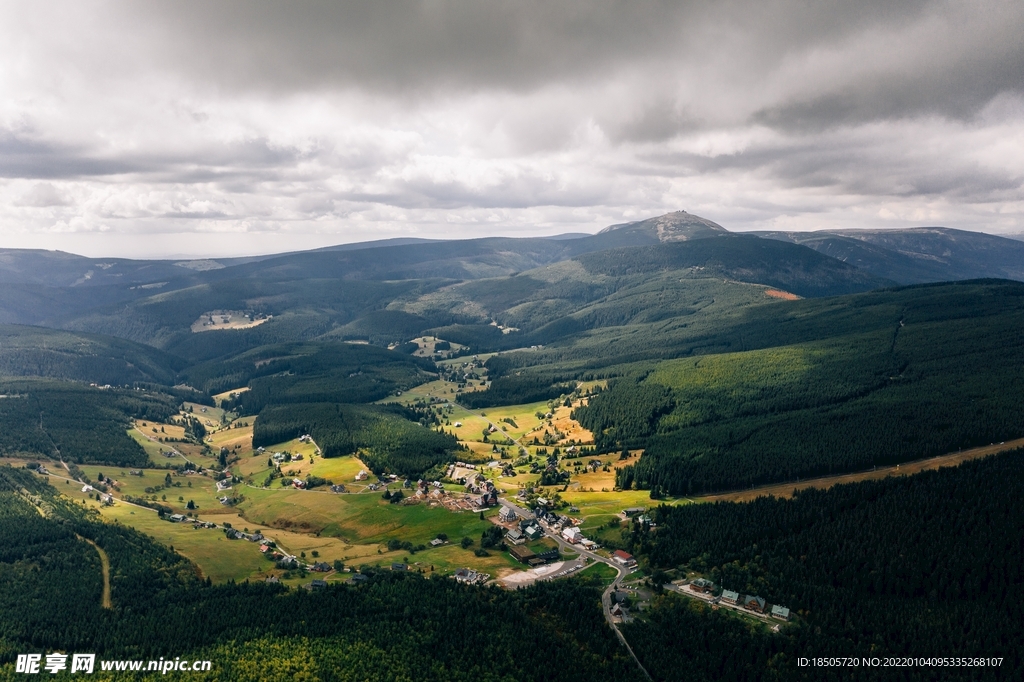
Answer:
[{"xmin": 497, "ymin": 497, "xmax": 652, "ymax": 680}]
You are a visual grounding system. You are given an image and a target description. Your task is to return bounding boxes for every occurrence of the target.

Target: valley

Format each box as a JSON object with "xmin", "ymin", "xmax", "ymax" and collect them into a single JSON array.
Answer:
[{"xmin": 1, "ymin": 211, "xmax": 1022, "ymax": 679}]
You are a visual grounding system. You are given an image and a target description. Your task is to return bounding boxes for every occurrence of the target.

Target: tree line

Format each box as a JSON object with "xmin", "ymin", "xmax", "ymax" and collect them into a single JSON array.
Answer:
[
  {"xmin": 619, "ymin": 450, "xmax": 1024, "ymax": 680},
  {"xmin": 253, "ymin": 403, "xmax": 460, "ymax": 477}
]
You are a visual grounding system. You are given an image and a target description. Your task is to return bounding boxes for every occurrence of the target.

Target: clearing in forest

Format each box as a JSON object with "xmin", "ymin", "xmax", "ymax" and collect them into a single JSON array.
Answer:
[{"xmin": 191, "ymin": 310, "xmax": 269, "ymax": 333}]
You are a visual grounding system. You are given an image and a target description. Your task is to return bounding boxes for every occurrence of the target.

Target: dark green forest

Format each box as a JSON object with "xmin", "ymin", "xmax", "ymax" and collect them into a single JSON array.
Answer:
[
  {"xmin": 183, "ymin": 341, "xmax": 433, "ymax": 410},
  {"xmin": 0, "ymin": 466, "xmax": 638, "ymax": 682},
  {"xmin": 460, "ymin": 374, "xmax": 572, "ymax": 409},
  {"xmin": 568, "ymin": 280, "xmax": 1024, "ymax": 494},
  {"xmin": 0, "ymin": 380, "xmax": 177, "ymax": 466},
  {"xmin": 253, "ymin": 403, "xmax": 460, "ymax": 476},
  {"xmin": 0, "ymin": 325, "xmax": 184, "ymax": 386},
  {"xmin": 619, "ymin": 450, "xmax": 1024, "ymax": 680}
]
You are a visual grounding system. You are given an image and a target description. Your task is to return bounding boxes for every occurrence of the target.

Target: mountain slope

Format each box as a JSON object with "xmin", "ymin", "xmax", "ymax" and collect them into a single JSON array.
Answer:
[
  {"xmin": 0, "ymin": 325, "xmax": 185, "ymax": 384},
  {"xmin": 756, "ymin": 227, "xmax": 1024, "ymax": 284},
  {"xmin": 596, "ymin": 210, "xmax": 729, "ymax": 243}
]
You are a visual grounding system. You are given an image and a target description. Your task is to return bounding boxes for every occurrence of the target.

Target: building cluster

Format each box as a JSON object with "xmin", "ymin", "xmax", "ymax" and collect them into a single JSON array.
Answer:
[
  {"xmin": 503, "ymin": 514, "xmax": 546, "ymax": 545},
  {"xmin": 690, "ymin": 579, "xmax": 790, "ymax": 621},
  {"xmin": 224, "ymin": 528, "xmax": 265, "ymax": 543},
  {"xmin": 464, "ymin": 476, "xmax": 499, "ymax": 507},
  {"xmin": 165, "ymin": 514, "xmax": 216, "ymax": 529}
]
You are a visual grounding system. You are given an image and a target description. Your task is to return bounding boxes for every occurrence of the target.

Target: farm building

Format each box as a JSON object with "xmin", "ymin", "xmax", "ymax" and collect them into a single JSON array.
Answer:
[
  {"xmin": 611, "ymin": 550, "xmax": 637, "ymax": 568},
  {"xmin": 508, "ymin": 545, "xmax": 538, "ymax": 565}
]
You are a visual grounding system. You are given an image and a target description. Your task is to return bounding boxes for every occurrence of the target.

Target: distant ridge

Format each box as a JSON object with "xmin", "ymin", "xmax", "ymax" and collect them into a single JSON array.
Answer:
[{"xmin": 755, "ymin": 226, "xmax": 1024, "ymax": 284}]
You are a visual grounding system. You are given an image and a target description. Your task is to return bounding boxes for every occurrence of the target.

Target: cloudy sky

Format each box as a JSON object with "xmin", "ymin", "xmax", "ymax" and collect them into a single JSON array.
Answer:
[{"xmin": 1, "ymin": 0, "xmax": 1022, "ymax": 258}]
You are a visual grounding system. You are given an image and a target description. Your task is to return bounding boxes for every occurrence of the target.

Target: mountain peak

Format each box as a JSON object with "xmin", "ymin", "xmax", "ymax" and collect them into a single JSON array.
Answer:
[{"xmin": 598, "ymin": 211, "xmax": 729, "ymax": 242}]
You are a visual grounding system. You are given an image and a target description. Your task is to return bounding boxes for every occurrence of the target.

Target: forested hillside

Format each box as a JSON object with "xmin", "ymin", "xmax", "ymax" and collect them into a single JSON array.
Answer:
[
  {"xmin": 620, "ymin": 450, "xmax": 1024, "ymax": 680},
  {"xmin": 183, "ymin": 341, "xmax": 434, "ymax": 409},
  {"xmin": 0, "ymin": 380, "xmax": 177, "ymax": 466},
  {"xmin": 0, "ymin": 466, "xmax": 638, "ymax": 682},
  {"xmin": 253, "ymin": 403, "xmax": 459, "ymax": 476},
  {"xmin": 570, "ymin": 280, "xmax": 1024, "ymax": 494},
  {"xmin": 0, "ymin": 325, "xmax": 183, "ymax": 385}
]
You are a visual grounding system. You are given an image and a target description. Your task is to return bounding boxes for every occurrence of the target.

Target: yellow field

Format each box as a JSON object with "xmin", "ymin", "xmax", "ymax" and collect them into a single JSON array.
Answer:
[
  {"xmin": 212, "ymin": 387, "xmax": 249, "ymax": 406},
  {"xmin": 207, "ymin": 420, "xmax": 255, "ymax": 457},
  {"xmin": 182, "ymin": 402, "xmax": 233, "ymax": 432},
  {"xmin": 564, "ymin": 452, "xmax": 640, "ymax": 491},
  {"xmin": 382, "ymin": 378, "xmax": 455, "ymax": 405},
  {"xmin": 307, "ymin": 455, "xmax": 373, "ymax": 483}
]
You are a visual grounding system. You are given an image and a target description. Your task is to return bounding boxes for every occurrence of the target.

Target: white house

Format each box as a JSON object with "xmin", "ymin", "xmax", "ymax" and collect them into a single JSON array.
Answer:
[{"xmin": 561, "ymin": 526, "xmax": 583, "ymax": 544}]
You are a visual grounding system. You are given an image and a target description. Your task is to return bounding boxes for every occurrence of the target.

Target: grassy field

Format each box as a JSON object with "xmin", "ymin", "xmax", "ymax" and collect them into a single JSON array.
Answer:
[
  {"xmin": 239, "ymin": 485, "xmax": 502, "ymax": 544},
  {"xmin": 182, "ymin": 402, "xmax": 234, "ymax": 431},
  {"xmin": 128, "ymin": 429, "xmax": 177, "ymax": 465},
  {"xmin": 212, "ymin": 386, "xmax": 249, "ymax": 407},
  {"xmin": 306, "ymin": 455, "xmax": 372, "ymax": 483},
  {"xmin": 564, "ymin": 488, "xmax": 681, "ymax": 532},
  {"xmin": 207, "ymin": 420, "xmax": 255, "ymax": 456},
  {"xmin": 404, "ymin": 335, "xmax": 469, "ymax": 359},
  {"xmin": 575, "ymin": 560, "xmax": 618, "ymax": 586},
  {"xmin": 74, "ymin": 464, "xmax": 231, "ymax": 514},
  {"xmin": 382, "ymin": 378, "xmax": 458, "ymax": 405}
]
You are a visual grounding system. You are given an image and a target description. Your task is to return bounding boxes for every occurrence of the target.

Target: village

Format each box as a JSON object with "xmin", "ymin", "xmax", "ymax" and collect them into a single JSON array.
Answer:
[{"xmin": 20, "ymin": 371, "xmax": 797, "ymax": 640}]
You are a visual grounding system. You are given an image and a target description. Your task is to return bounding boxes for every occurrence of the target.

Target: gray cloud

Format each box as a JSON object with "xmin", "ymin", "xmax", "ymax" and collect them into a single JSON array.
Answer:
[{"xmin": 0, "ymin": 0, "xmax": 1022, "ymax": 256}]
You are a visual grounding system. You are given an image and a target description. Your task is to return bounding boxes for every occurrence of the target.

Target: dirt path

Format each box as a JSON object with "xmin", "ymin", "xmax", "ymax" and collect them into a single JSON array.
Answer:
[
  {"xmin": 132, "ymin": 424, "xmax": 196, "ymax": 467},
  {"xmin": 15, "ymin": 484, "xmax": 113, "ymax": 609},
  {"xmin": 78, "ymin": 536, "xmax": 113, "ymax": 609},
  {"xmin": 698, "ymin": 437, "xmax": 1024, "ymax": 503}
]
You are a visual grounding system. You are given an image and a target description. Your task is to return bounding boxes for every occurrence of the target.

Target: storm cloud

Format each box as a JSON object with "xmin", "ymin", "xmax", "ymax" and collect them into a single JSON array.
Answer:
[{"xmin": 0, "ymin": 0, "xmax": 1021, "ymax": 257}]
